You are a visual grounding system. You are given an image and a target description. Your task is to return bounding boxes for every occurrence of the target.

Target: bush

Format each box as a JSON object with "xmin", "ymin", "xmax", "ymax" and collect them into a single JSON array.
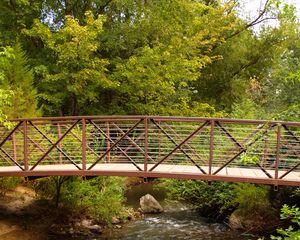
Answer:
[
  {"xmin": 232, "ymin": 183, "xmax": 273, "ymax": 218},
  {"xmin": 63, "ymin": 176, "xmax": 127, "ymax": 223},
  {"xmin": 0, "ymin": 177, "xmax": 21, "ymax": 195},
  {"xmin": 271, "ymin": 205, "xmax": 300, "ymax": 240},
  {"xmin": 31, "ymin": 176, "xmax": 128, "ymax": 224},
  {"xmin": 160, "ymin": 179, "xmax": 237, "ymax": 219}
]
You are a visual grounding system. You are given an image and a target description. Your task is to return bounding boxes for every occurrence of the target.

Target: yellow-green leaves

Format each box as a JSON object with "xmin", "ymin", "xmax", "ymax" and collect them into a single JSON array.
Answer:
[{"xmin": 25, "ymin": 12, "xmax": 112, "ymax": 115}]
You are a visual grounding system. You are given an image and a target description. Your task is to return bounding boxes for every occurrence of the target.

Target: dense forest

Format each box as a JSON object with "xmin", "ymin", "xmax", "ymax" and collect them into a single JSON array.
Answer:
[
  {"xmin": 0, "ymin": 0, "xmax": 300, "ymax": 239},
  {"xmin": 1, "ymin": 0, "xmax": 299, "ymax": 120}
]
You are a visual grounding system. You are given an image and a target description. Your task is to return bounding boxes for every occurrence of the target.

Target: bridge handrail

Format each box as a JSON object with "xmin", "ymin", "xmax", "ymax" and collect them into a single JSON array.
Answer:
[{"xmin": 9, "ymin": 115, "xmax": 300, "ymax": 127}]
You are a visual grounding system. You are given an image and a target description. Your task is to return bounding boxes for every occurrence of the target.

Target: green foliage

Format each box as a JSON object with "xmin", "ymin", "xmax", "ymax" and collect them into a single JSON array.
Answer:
[
  {"xmin": 32, "ymin": 176, "xmax": 128, "ymax": 224},
  {"xmin": 0, "ymin": 177, "xmax": 21, "ymax": 195},
  {"xmin": 162, "ymin": 179, "xmax": 278, "ymax": 223},
  {"xmin": 271, "ymin": 205, "xmax": 300, "ymax": 240},
  {"xmin": 240, "ymin": 152, "xmax": 260, "ymax": 165},
  {"xmin": 275, "ymin": 104, "xmax": 300, "ymax": 122},
  {"xmin": 161, "ymin": 179, "xmax": 237, "ymax": 219},
  {"xmin": 25, "ymin": 12, "xmax": 111, "ymax": 115},
  {"xmin": 0, "ymin": 89, "xmax": 13, "ymax": 126},
  {"xmin": 231, "ymin": 184, "xmax": 273, "ymax": 218},
  {"xmin": 63, "ymin": 176, "xmax": 127, "ymax": 223},
  {"xmin": 0, "ymin": 43, "xmax": 39, "ymax": 118}
]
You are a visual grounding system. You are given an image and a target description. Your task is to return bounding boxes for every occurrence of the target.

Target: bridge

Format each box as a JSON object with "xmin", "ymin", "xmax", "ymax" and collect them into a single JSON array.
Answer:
[{"xmin": 0, "ymin": 116, "xmax": 299, "ymax": 186}]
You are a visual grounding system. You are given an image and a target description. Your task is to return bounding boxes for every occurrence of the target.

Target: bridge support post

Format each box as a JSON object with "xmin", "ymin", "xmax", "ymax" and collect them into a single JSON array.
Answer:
[
  {"xmin": 209, "ymin": 120, "xmax": 214, "ymax": 175},
  {"xmin": 82, "ymin": 119, "xmax": 87, "ymax": 170},
  {"xmin": 23, "ymin": 121, "xmax": 28, "ymax": 171},
  {"xmin": 106, "ymin": 122, "xmax": 110, "ymax": 163},
  {"xmin": 12, "ymin": 133, "xmax": 17, "ymax": 163},
  {"xmin": 144, "ymin": 117, "xmax": 148, "ymax": 172},
  {"xmin": 57, "ymin": 124, "xmax": 62, "ymax": 164},
  {"xmin": 275, "ymin": 124, "xmax": 281, "ymax": 181}
]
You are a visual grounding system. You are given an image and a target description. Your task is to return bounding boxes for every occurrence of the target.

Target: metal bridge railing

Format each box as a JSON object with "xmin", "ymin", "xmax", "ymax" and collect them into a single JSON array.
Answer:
[{"xmin": 0, "ymin": 116, "xmax": 299, "ymax": 186}]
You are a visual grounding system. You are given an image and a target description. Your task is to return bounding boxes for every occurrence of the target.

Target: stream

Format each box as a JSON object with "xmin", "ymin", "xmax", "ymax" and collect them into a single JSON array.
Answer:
[{"xmin": 98, "ymin": 183, "xmax": 255, "ymax": 240}]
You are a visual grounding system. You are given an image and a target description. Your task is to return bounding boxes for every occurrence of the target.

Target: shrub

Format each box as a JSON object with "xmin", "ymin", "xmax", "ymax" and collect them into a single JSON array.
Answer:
[
  {"xmin": 0, "ymin": 177, "xmax": 21, "ymax": 195},
  {"xmin": 31, "ymin": 176, "xmax": 128, "ymax": 224},
  {"xmin": 271, "ymin": 205, "xmax": 300, "ymax": 240},
  {"xmin": 160, "ymin": 179, "xmax": 237, "ymax": 219}
]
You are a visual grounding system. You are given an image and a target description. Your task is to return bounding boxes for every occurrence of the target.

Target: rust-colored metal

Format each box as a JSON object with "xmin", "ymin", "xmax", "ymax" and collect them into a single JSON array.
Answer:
[
  {"xmin": 88, "ymin": 120, "xmax": 143, "ymax": 171},
  {"xmin": 151, "ymin": 119, "xmax": 207, "ymax": 173},
  {"xmin": 209, "ymin": 120, "xmax": 214, "ymax": 175},
  {"xmin": 12, "ymin": 133, "xmax": 17, "ymax": 163},
  {"xmin": 213, "ymin": 150, "xmax": 245, "ymax": 175},
  {"xmin": 106, "ymin": 122, "xmax": 110, "ymax": 163},
  {"xmin": 57, "ymin": 123, "xmax": 63, "ymax": 164},
  {"xmin": 30, "ymin": 120, "xmax": 81, "ymax": 170},
  {"xmin": 158, "ymin": 120, "xmax": 161, "ymax": 159},
  {"xmin": 29, "ymin": 121, "xmax": 80, "ymax": 169},
  {"xmin": 17, "ymin": 128, "xmax": 55, "ymax": 162},
  {"xmin": 165, "ymin": 124, "xmax": 205, "ymax": 165},
  {"xmin": 255, "ymin": 162, "xmax": 273, "ymax": 178},
  {"xmin": 0, "ymin": 121, "xmax": 23, "ymax": 148},
  {"xmin": 149, "ymin": 120, "xmax": 208, "ymax": 173},
  {"xmin": 23, "ymin": 121, "xmax": 29, "ymax": 171},
  {"xmin": 113, "ymin": 123, "xmax": 155, "ymax": 163},
  {"xmin": 275, "ymin": 124, "xmax": 281, "ymax": 180},
  {"xmin": 82, "ymin": 119, "xmax": 87, "ymax": 170},
  {"xmin": 0, "ymin": 116, "xmax": 299, "ymax": 186},
  {"xmin": 216, "ymin": 121, "xmax": 244, "ymax": 150},
  {"xmin": 0, "ymin": 147, "xmax": 24, "ymax": 170},
  {"xmin": 144, "ymin": 117, "xmax": 148, "ymax": 172}
]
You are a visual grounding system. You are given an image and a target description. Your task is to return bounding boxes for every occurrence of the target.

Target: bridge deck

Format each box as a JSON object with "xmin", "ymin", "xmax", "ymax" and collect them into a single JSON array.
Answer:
[{"xmin": 0, "ymin": 164, "xmax": 299, "ymax": 186}]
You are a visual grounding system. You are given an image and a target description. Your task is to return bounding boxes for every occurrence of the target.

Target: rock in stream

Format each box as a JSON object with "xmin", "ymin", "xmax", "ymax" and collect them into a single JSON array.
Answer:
[{"xmin": 139, "ymin": 194, "xmax": 163, "ymax": 213}]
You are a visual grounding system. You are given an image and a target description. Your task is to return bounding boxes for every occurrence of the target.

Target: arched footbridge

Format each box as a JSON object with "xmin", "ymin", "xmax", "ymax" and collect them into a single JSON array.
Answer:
[{"xmin": 0, "ymin": 116, "xmax": 299, "ymax": 186}]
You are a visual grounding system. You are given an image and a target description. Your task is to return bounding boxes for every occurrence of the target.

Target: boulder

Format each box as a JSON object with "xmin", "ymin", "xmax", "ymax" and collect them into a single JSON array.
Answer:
[
  {"xmin": 88, "ymin": 224, "xmax": 102, "ymax": 234},
  {"xmin": 139, "ymin": 194, "xmax": 163, "ymax": 213}
]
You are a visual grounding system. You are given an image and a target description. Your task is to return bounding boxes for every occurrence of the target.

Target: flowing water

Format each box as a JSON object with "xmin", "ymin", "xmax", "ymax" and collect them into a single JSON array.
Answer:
[
  {"xmin": 98, "ymin": 183, "xmax": 255, "ymax": 240},
  {"xmin": 0, "ymin": 182, "xmax": 256, "ymax": 240}
]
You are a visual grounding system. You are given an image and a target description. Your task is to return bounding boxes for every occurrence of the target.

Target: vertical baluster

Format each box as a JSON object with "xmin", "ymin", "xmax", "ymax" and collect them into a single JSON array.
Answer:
[
  {"xmin": 82, "ymin": 119, "xmax": 87, "ymax": 170},
  {"xmin": 275, "ymin": 124, "xmax": 281, "ymax": 181},
  {"xmin": 263, "ymin": 132, "xmax": 268, "ymax": 168},
  {"xmin": 144, "ymin": 117, "xmax": 148, "ymax": 172},
  {"xmin": 12, "ymin": 132, "xmax": 17, "ymax": 163},
  {"xmin": 57, "ymin": 123, "xmax": 62, "ymax": 164},
  {"xmin": 23, "ymin": 121, "xmax": 28, "ymax": 171},
  {"xmin": 158, "ymin": 120, "xmax": 161, "ymax": 159},
  {"xmin": 209, "ymin": 120, "xmax": 214, "ymax": 175},
  {"xmin": 106, "ymin": 122, "xmax": 110, "ymax": 163}
]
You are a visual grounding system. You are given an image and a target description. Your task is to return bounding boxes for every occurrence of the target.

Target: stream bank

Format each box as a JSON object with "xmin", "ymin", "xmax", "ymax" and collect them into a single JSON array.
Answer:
[{"xmin": 0, "ymin": 180, "xmax": 274, "ymax": 240}]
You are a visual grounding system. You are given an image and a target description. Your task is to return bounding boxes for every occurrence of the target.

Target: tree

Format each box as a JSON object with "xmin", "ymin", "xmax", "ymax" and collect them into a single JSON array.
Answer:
[
  {"xmin": 0, "ymin": 43, "xmax": 39, "ymax": 118},
  {"xmin": 25, "ymin": 12, "xmax": 112, "ymax": 115}
]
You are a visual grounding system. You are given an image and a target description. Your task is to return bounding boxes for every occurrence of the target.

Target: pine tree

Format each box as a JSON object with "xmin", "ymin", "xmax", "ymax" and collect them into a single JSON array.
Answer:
[{"xmin": 0, "ymin": 43, "xmax": 39, "ymax": 118}]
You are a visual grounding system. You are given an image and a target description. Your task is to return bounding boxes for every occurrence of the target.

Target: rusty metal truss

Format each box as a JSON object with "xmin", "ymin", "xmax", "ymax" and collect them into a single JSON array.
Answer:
[{"xmin": 0, "ymin": 116, "xmax": 299, "ymax": 186}]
